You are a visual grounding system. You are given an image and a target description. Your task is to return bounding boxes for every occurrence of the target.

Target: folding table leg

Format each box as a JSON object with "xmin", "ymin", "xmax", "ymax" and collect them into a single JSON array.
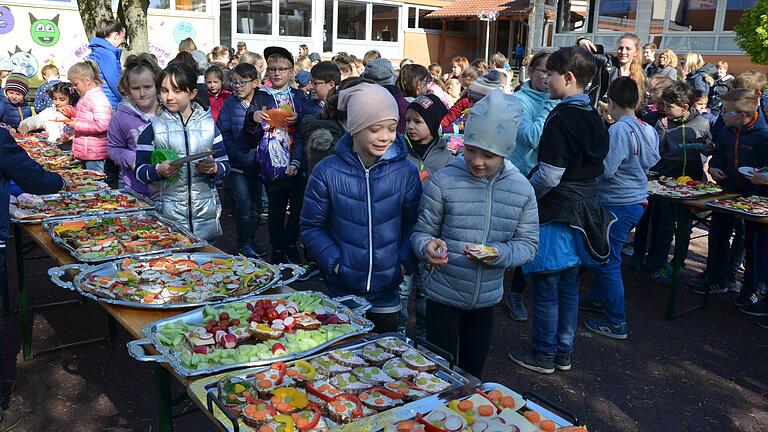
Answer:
[
  {"xmin": 1, "ymin": 247, "xmax": 8, "ymax": 318},
  {"xmin": 14, "ymin": 224, "xmax": 31, "ymax": 360},
  {"xmin": 156, "ymin": 365, "xmax": 173, "ymax": 432},
  {"xmin": 666, "ymin": 206, "xmax": 707, "ymax": 320}
]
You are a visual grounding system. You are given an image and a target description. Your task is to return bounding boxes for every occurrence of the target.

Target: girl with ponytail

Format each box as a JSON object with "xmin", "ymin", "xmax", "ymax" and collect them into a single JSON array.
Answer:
[{"xmin": 67, "ymin": 60, "xmax": 113, "ymax": 172}]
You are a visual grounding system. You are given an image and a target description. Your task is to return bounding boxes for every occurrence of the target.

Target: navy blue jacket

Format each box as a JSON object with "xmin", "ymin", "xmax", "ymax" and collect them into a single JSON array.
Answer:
[
  {"xmin": 0, "ymin": 97, "xmax": 32, "ymax": 129},
  {"xmin": 88, "ymin": 37, "xmax": 123, "ymax": 109},
  {"xmin": 711, "ymin": 112, "xmax": 768, "ymax": 195},
  {"xmin": 216, "ymin": 96, "xmax": 257, "ymax": 175},
  {"xmin": 300, "ymin": 133, "xmax": 422, "ymax": 296},
  {"xmin": 0, "ymin": 129, "xmax": 64, "ymax": 243}
]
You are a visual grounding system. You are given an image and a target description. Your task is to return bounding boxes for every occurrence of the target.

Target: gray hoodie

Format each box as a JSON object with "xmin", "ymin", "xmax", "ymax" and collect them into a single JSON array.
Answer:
[{"xmin": 599, "ymin": 116, "xmax": 661, "ymax": 205}]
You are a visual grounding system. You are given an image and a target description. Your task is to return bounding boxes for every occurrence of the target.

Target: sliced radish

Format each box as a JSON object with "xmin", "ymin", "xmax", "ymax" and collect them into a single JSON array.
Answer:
[
  {"xmin": 286, "ymin": 306, "xmax": 298, "ymax": 314},
  {"xmin": 430, "ymin": 411, "xmax": 446, "ymax": 421},
  {"xmin": 271, "ymin": 322, "xmax": 285, "ymax": 331},
  {"xmin": 198, "ymin": 333, "xmax": 214, "ymax": 340},
  {"xmin": 472, "ymin": 421, "xmax": 488, "ymax": 432},
  {"xmin": 336, "ymin": 313, "xmax": 350, "ymax": 323},
  {"xmin": 272, "ymin": 318, "xmax": 284, "ymax": 326},
  {"xmin": 283, "ymin": 316, "xmax": 295, "ymax": 327},
  {"xmin": 275, "ymin": 304, "xmax": 287, "ymax": 314},
  {"xmin": 314, "ymin": 307, "xmax": 327, "ymax": 316},
  {"xmin": 444, "ymin": 416, "xmax": 463, "ymax": 431}
]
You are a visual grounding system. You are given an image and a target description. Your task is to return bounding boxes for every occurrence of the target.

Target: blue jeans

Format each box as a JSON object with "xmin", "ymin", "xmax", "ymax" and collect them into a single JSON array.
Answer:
[
  {"xmin": 84, "ymin": 159, "xmax": 106, "ymax": 173},
  {"xmin": 230, "ymin": 171, "xmax": 262, "ymax": 250},
  {"xmin": 585, "ymin": 203, "xmax": 646, "ymax": 325},
  {"xmin": 531, "ymin": 266, "xmax": 580, "ymax": 356}
]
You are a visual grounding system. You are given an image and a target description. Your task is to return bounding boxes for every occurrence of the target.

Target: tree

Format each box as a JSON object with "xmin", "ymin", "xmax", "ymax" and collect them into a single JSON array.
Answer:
[
  {"xmin": 734, "ymin": 0, "xmax": 768, "ymax": 65},
  {"xmin": 76, "ymin": 0, "xmax": 150, "ymax": 54}
]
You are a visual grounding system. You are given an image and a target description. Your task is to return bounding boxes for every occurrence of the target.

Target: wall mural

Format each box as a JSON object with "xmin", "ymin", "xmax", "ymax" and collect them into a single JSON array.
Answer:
[
  {"xmin": 29, "ymin": 13, "xmax": 60, "ymax": 47},
  {"xmin": 9, "ymin": 46, "xmax": 39, "ymax": 78},
  {"xmin": 172, "ymin": 21, "xmax": 196, "ymax": 44},
  {"xmin": 0, "ymin": 5, "xmax": 14, "ymax": 35}
]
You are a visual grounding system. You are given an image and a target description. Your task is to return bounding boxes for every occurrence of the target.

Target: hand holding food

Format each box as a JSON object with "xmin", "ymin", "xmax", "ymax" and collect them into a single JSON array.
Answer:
[
  {"xmin": 709, "ymin": 167, "xmax": 727, "ymax": 181},
  {"xmin": 253, "ymin": 108, "xmax": 271, "ymax": 124},
  {"xmin": 424, "ymin": 239, "xmax": 448, "ymax": 267},
  {"xmin": 195, "ymin": 157, "xmax": 218, "ymax": 175},
  {"xmin": 58, "ymin": 104, "xmax": 77, "ymax": 118},
  {"xmin": 156, "ymin": 160, "xmax": 181, "ymax": 178},
  {"xmin": 464, "ymin": 244, "xmax": 499, "ymax": 265}
]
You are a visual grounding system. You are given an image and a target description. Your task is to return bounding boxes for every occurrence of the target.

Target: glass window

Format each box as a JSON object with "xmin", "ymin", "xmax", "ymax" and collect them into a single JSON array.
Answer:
[
  {"xmin": 280, "ymin": 0, "xmax": 312, "ymax": 36},
  {"xmin": 220, "ymin": 0, "xmax": 232, "ymax": 47},
  {"xmin": 596, "ymin": 0, "xmax": 638, "ymax": 32},
  {"xmin": 337, "ymin": 1, "xmax": 366, "ymax": 40},
  {"xmin": 238, "ymin": 0, "xmax": 272, "ymax": 35},
  {"xmin": 176, "ymin": 0, "xmax": 206, "ymax": 12},
  {"xmin": 372, "ymin": 5, "xmax": 399, "ymax": 42},
  {"xmin": 724, "ymin": 0, "xmax": 755, "ymax": 31},
  {"xmin": 556, "ymin": 0, "xmax": 588, "ymax": 32},
  {"xmin": 669, "ymin": 0, "xmax": 716, "ymax": 32},
  {"xmin": 149, "ymin": 0, "xmax": 170, "ymax": 9},
  {"xmin": 419, "ymin": 9, "xmax": 442, "ymax": 31},
  {"xmin": 408, "ymin": 7, "xmax": 416, "ymax": 29}
]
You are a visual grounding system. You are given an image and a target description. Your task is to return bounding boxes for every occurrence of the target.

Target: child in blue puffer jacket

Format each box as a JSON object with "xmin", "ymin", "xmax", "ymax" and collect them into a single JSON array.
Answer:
[
  {"xmin": 0, "ymin": 74, "xmax": 32, "ymax": 130},
  {"xmin": 300, "ymin": 81, "xmax": 422, "ymax": 333}
]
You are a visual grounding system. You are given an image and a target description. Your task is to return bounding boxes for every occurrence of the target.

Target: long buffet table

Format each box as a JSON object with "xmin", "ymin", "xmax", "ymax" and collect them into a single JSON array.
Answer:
[{"xmin": 9, "ymin": 221, "xmax": 294, "ymax": 432}]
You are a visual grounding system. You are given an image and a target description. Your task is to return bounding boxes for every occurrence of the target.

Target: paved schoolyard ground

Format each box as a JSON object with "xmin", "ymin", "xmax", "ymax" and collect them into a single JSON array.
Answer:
[{"xmin": 3, "ymin": 196, "xmax": 767, "ymax": 432}]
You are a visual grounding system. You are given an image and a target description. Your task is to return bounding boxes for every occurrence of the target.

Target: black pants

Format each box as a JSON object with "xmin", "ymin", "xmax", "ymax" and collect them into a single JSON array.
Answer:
[
  {"xmin": 0, "ymin": 248, "xmax": 6, "ymax": 404},
  {"xmin": 265, "ymin": 177, "xmax": 305, "ymax": 251},
  {"xmin": 366, "ymin": 311, "xmax": 399, "ymax": 334},
  {"xmin": 426, "ymin": 299, "xmax": 494, "ymax": 379},
  {"xmin": 506, "ymin": 267, "xmax": 526, "ymax": 294}
]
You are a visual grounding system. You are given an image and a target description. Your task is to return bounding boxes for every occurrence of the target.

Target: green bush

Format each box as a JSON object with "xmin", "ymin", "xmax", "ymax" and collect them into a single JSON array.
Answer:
[{"xmin": 735, "ymin": 0, "xmax": 768, "ymax": 65}]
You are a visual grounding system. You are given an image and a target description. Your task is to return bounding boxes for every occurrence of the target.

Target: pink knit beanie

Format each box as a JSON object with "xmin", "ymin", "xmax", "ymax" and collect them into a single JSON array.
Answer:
[{"xmin": 338, "ymin": 83, "xmax": 399, "ymax": 135}]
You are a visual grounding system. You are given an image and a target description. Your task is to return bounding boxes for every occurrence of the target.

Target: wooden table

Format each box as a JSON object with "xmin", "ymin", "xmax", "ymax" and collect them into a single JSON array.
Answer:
[
  {"xmin": 9, "ymin": 222, "xmax": 294, "ymax": 432},
  {"xmin": 654, "ymin": 192, "xmax": 768, "ymax": 320}
]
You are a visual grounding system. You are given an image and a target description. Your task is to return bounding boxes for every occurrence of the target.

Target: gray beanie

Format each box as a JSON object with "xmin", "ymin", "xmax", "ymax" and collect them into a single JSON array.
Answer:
[
  {"xmin": 190, "ymin": 50, "xmax": 210, "ymax": 74},
  {"xmin": 464, "ymin": 89, "xmax": 524, "ymax": 157},
  {"xmin": 467, "ymin": 69, "xmax": 505, "ymax": 102},
  {"xmin": 361, "ymin": 58, "xmax": 395, "ymax": 86}
]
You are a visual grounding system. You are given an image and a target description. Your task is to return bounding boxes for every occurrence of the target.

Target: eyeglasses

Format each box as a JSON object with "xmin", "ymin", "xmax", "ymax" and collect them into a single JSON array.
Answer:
[
  {"xmin": 533, "ymin": 68, "xmax": 548, "ymax": 75},
  {"xmin": 722, "ymin": 111, "xmax": 748, "ymax": 117},
  {"xmin": 231, "ymin": 79, "xmax": 254, "ymax": 87},
  {"xmin": 311, "ymin": 80, "xmax": 328, "ymax": 87},
  {"xmin": 268, "ymin": 67, "xmax": 292, "ymax": 74}
]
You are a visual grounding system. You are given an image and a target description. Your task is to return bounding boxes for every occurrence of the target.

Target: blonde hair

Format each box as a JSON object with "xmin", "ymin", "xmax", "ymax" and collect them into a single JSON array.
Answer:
[
  {"xmin": 41, "ymin": 64, "xmax": 60, "ymax": 78},
  {"xmin": 617, "ymin": 33, "xmax": 645, "ymax": 102},
  {"xmin": 733, "ymin": 70, "xmax": 767, "ymax": 94},
  {"xmin": 178, "ymin": 38, "xmax": 197, "ymax": 52},
  {"xmin": 682, "ymin": 51, "xmax": 705, "ymax": 75},
  {"xmin": 295, "ymin": 56, "xmax": 312, "ymax": 73},
  {"xmin": 491, "ymin": 52, "xmax": 506, "ymax": 69},
  {"xmin": 656, "ymin": 49, "xmax": 678, "ymax": 69},
  {"xmin": 720, "ymin": 88, "xmax": 759, "ymax": 113},
  {"xmin": 68, "ymin": 60, "xmax": 102, "ymax": 84}
]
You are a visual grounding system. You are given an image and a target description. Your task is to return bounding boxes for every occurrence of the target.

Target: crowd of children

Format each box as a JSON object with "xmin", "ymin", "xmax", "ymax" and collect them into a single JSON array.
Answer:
[{"xmin": 1, "ymin": 27, "xmax": 768, "ymax": 388}]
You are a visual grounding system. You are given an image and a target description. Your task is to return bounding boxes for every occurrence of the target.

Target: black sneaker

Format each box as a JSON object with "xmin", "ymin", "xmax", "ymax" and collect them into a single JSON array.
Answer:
[
  {"xmin": 739, "ymin": 300, "xmax": 768, "ymax": 317},
  {"xmin": 686, "ymin": 272, "xmax": 707, "ymax": 289},
  {"xmin": 554, "ymin": 353, "xmax": 571, "ymax": 371},
  {"xmin": 692, "ymin": 282, "xmax": 728, "ymax": 295},
  {"xmin": 270, "ymin": 250, "xmax": 288, "ymax": 264},
  {"xmin": 508, "ymin": 349, "xmax": 555, "ymax": 374},
  {"xmin": 578, "ymin": 298, "xmax": 604, "ymax": 313},
  {"xmin": 285, "ymin": 246, "xmax": 303, "ymax": 264},
  {"xmin": 757, "ymin": 319, "xmax": 768, "ymax": 331},
  {"xmin": 734, "ymin": 290, "xmax": 759, "ymax": 308},
  {"xmin": 505, "ymin": 293, "xmax": 528, "ymax": 322},
  {"xmin": 296, "ymin": 262, "xmax": 320, "ymax": 282}
]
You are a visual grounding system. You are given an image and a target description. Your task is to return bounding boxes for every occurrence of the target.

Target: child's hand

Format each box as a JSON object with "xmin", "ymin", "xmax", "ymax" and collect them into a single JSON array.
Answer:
[
  {"xmin": 424, "ymin": 239, "xmax": 448, "ymax": 267},
  {"xmin": 17, "ymin": 124, "xmax": 29, "ymax": 135},
  {"xmin": 254, "ymin": 107, "xmax": 271, "ymax": 123},
  {"xmin": 195, "ymin": 157, "xmax": 218, "ymax": 175},
  {"xmin": 285, "ymin": 165, "xmax": 298, "ymax": 177},
  {"xmin": 748, "ymin": 168, "xmax": 768, "ymax": 185},
  {"xmin": 709, "ymin": 167, "xmax": 727, "ymax": 181},
  {"xmin": 156, "ymin": 160, "xmax": 181, "ymax": 178},
  {"xmin": 285, "ymin": 112, "xmax": 298, "ymax": 126},
  {"xmin": 63, "ymin": 118, "xmax": 76, "ymax": 128}
]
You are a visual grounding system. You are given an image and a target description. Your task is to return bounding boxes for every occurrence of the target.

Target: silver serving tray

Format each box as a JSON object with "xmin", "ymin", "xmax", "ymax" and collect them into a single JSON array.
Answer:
[
  {"xmin": 193, "ymin": 333, "xmax": 480, "ymax": 432},
  {"xmin": 11, "ymin": 189, "xmax": 153, "ymax": 224},
  {"xmin": 127, "ymin": 291, "xmax": 375, "ymax": 377},
  {"xmin": 706, "ymin": 196, "xmax": 768, "ymax": 218},
  {"xmin": 47, "ymin": 252, "xmax": 304, "ymax": 309},
  {"xmin": 42, "ymin": 210, "xmax": 208, "ymax": 263}
]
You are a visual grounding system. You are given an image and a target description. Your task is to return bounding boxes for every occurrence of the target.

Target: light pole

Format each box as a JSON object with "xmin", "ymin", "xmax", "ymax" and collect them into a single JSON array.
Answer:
[{"xmin": 478, "ymin": 10, "xmax": 499, "ymax": 61}]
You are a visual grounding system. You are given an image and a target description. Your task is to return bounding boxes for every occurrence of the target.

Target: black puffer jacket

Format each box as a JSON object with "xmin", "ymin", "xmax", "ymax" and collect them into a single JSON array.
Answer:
[{"xmin": 302, "ymin": 114, "xmax": 345, "ymax": 175}]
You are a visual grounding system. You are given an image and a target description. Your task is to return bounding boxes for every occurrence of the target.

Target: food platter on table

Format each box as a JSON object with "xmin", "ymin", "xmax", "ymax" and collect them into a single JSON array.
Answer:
[
  {"xmin": 186, "ymin": 333, "xmax": 479, "ymax": 431},
  {"xmin": 10, "ymin": 189, "xmax": 152, "ymax": 223},
  {"xmin": 647, "ymin": 176, "xmax": 722, "ymax": 199},
  {"xmin": 706, "ymin": 195, "xmax": 768, "ymax": 217},
  {"xmin": 42, "ymin": 211, "xmax": 207, "ymax": 262},
  {"xmin": 127, "ymin": 291, "xmax": 375, "ymax": 377},
  {"xmin": 48, "ymin": 252, "xmax": 304, "ymax": 309}
]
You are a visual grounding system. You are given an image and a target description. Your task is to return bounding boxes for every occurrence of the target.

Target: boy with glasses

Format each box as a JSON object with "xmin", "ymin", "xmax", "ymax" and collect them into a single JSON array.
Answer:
[
  {"xmin": 304, "ymin": 61, "xmax": 340, "ymax": 116},
  {"xmin": 240, "ymin": 46, "xmax": 308, "ymax": 265}
]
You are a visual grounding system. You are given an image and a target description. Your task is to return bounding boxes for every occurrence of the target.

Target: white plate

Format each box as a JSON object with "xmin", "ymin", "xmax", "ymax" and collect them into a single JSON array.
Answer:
[{"xmin": 738, "ymin": 166, "xmax": 768, "ymax": 178}]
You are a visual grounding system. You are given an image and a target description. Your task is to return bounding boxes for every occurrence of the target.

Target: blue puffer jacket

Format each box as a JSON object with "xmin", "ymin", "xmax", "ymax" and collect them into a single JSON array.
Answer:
[
  {"xmin": 508, "ymin": 82, "xmax": 559, "ymax": 176},
  {"xmin": 88, "ymin": 37, "xmax": 123, "ymax": 110},
  {"xmin": 217, "ymin": 96, "xmax": 257, "ymax": 175},
  {"xmin": 300, "ymin": 133, "xmax": 422, "ymax": 296},
  {"xmin": 0, "ymin": 97, "xmax": 32, "ymax": 129},
  {"xmin": 711, "ymin": 112, "xmax": 768, "ymax": 195}
]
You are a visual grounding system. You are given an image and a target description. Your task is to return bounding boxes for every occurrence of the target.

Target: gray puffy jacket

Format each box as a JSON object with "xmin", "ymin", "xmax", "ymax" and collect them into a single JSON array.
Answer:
[
  {"xmin": 148, "ymin": 106, "xmax": 224, "ymax": 240},
  {"xmin": 411, "ymin": 158, "xmax": 539, "ymax": 309}
]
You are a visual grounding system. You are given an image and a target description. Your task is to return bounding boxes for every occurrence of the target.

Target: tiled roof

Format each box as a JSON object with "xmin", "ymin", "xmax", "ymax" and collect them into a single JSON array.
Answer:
[{"xmin": 427, "ymin": 0, "xmax": 553, "ymax": 20}]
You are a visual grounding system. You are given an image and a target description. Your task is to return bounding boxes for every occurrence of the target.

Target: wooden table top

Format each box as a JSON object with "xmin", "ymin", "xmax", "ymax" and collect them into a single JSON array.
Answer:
[{"xmin": 18, "ymin": 222, "xmax": 295, "ymax": 385}]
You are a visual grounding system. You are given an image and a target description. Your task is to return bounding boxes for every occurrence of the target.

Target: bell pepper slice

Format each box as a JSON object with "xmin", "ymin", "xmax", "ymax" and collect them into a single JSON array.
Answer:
[
  {"xmin": 273, "ymin": 362, "xmax": 287, "ymax": 385},
  {"xmin": 368, "ymin": 386, "xmax": 404, "ymax": 400},
  {"xmin": 473, "ymin": 389, "xmax": 502, "ymax": 414},
  {"xmin": 305, "ymin": 382, "xmax": 335, "ymax": 403},
  {"xmin": 331, "ymin": 393, "xmax": 363, "ymax": 418},
  {"xmin": 292, "ymin": 403, "xmax": 321, "ymax": 431},
  {"xmin": 415, "ymin": 413, "xmax": 448, "ymax": 432},
  {"xmin": 274, "ymin": 414, "xmax": 294, "ymax": 432},
  {"xmin": 294, "ymin": 360, "xmax": 316, "ymax": 380}
]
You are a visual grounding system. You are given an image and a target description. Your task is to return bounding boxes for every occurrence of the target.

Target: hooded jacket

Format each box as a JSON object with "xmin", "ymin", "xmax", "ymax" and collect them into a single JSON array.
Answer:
[
  {"xmin": 88, "ymin": 37, "xmax": 123, "ymax": 110},
  {"xmin": 302, "ymin": 113, "xmax": 345, "ymax": 175},
  {"xmin": 405, "ymin": 136, "xmax": 454, "ymax": 182},
  {"xmin": 300, "ymin": 133, "xmax": 422, "ymax": 297},
  {"xmin": 217, "ymin": 96, "xmax": 256, "ymax": 175},
  {"xmin": 0, "ymin": 96, "xmax": 32, "ymax": 129},
  {"xmin": 653, "ymin": 108, "xmax": 713, "ymax": 179},
  {"xmin": 711, "ymin": 112, "xmax": 768, "ymax": 195},
  {"xmin": 411, "ymin": 158, "xmax": 539, "ymax": 310},
  {"xmin": 508, "ymin": 81, "xmax": 559, "ymax": 176},
  {"xmin": 599, "ymin": 116, "xmax": 661, "ymax": 205},
  {"xmin": 686, "ymin": 63, "xmax": 717, "ymax": 95},
  {"xmin": 0, "ymin": 128, "xmax": 64, "ymax": 244},
  {"xmin": 72, "ymin": 86, "xmax": 112, "ymax": 161},
  {"xmin": 135, "ymin": 103, "xmax": 231, "ymax": 240},
  {"xmin": 107, "ymin": 100, "xmax": 157, "ymax": 195}
]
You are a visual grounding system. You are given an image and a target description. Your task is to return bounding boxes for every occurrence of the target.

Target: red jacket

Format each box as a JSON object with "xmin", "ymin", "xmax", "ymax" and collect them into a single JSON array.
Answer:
[
  {"xmin": 441, "ymin": 96, "xmax": 472, "ymax": 133},
  {"xmin": 208, "ymin": 89, "xmax": 232, "ymax": 123}
]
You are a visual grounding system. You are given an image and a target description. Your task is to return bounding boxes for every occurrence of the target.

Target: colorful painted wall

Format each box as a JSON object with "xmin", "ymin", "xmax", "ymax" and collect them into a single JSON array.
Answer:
[{"xmin": 0, "ymin": 2, "xmax": 215, "ymax": 88}]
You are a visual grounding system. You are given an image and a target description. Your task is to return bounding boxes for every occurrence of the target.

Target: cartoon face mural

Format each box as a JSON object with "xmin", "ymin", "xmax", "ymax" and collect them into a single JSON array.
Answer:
[
  {"xmin": 0, "ymin": 6, "xmax": 14, "ymax": 35},
  {"xmin": 172, "ymin": 22, "xmax": 196, "ymax": 45},
  {"xmin": 9, "ymin": 47, "xmax": 39, "ymax": 78},
  {"xmin": 29, "ymin": 13, "xmax": 60, "ymax": 46}
]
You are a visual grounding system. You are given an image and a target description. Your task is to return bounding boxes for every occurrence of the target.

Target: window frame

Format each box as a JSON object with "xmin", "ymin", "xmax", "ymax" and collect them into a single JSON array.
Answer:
[
  {"xmin": 334, "ymin": 0, "xmax": 402, "ymax": 43},
  {"xmin": 405, "ymin": 5, "xmax": 441, "ymax": 34},
  {"xmin": 148, "ymin": 0, "xmax": 212, "ymax": 14}
]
